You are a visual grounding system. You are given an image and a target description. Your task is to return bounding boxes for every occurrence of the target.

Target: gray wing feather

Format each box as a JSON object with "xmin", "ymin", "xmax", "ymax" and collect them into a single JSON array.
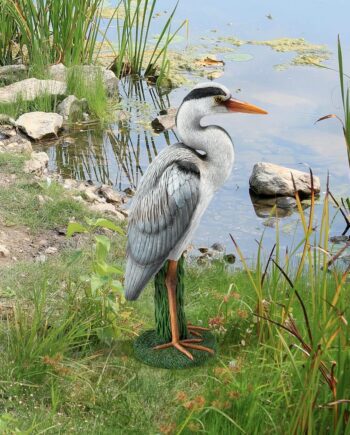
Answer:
[{"xmin": 124, "ymin": 149, "xmax": 201, "ymax": 300}]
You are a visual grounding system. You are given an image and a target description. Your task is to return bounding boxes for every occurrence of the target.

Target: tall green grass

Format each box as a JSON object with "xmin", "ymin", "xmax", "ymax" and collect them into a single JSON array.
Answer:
[
  {"xmin": 2, "ymin": 0, "xmax": 106, "ymax": 66},
  {"xmin": 0, "ymin": 2, "xmax": 17, "ymax": 66},
  {"xmin": 115, "ymin": 0, "xmax": 187, "ymax": 79},
  {"xmin": 228, "ymin": 180, "xmax": 350, "ymax": 433}
]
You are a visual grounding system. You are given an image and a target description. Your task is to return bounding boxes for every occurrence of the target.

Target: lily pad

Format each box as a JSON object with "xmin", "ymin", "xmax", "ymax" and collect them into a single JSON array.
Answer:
[{"xmin": 225, "ymin": 53, "xmax": 253, "ymax": 62}]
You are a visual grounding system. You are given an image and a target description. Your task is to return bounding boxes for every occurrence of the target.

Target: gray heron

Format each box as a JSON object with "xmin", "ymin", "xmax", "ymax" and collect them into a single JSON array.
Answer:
[{"xmin": 124, "ymin": 82, "xmax": 267, "ymax": 360}]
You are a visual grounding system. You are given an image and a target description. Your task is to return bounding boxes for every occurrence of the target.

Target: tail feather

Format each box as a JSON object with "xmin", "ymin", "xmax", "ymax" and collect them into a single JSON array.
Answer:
[{"xmin": 124, "ymin": 257, "xmax": 162, "ymax": 301}]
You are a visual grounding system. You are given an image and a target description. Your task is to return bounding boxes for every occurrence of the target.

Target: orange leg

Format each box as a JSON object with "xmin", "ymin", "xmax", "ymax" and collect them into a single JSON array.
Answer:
[{"xmin": 153, "ymin": 261, "xmax": 214, "ymax": 360}]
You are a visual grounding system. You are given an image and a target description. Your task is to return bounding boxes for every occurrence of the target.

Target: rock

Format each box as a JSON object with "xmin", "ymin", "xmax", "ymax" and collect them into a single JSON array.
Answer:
[
  {"xmin": 24, "ymin": 152, "xmax": 49, "ymax": 176},
  {"xmin": 0, "ymin": 134, "xmax": 32, "ymax": 154},
  {"xmin": 151, "ymin": 107, "xmax": 177, "ymax": 132},
  {"xmin": 223, "ymin": 253, "xmax": 236, "ymax": 264},
  {"xmin": 82, "ymin": 187, "xmax": 100, "ymax": 203},
  {"xmin": 49, "ymin": 64, "xmax": 118, "ymax": 96},
  {"xmin": 98, "ymin": 185, "xmax": 122, "ymax": 204},
  {"xmin": 89, "ymin": 202, "xmax": 126, "ymax": 220},
  {"xmin": 0, "ymin": 244, "xmax": 10, "ymax": 258},
  {"xmin": 16, "ymin": 112, "xmax": 63, "ymax": 140},
  {"xmin": 0, "ymin": 64, "xmax": 27, "ymax": 78},
  {"xmin": 211, "ymin": 242, "xmax": 225, "ymax": 253},
  {"xmin": 0, "ymin": 115, "xmax": 16, "ymax": 127},
  {"xmin": 48, "ymin": 63, "xmax": 67, "ymax": 81},
  {"xmin": 0, "ymin": 78, "xmax": 66, "ymax": 104},
  {"xmin": 249, "ymin": 162, "xmax": 321, "ymax": 197},
  {"xmin": 57, "ymin": 95, "xmax": 88, "ymax": 121},
  {"xmin": 123, "ymin": 187, "xmax": 135, "ymax": 196},
  {"xmin": 45, "ymin": 246, "xmax": 58, "ymax": 255},
  {"xmin": 63, "ymin": 178, "xmax": 79, "ymax": 190}
]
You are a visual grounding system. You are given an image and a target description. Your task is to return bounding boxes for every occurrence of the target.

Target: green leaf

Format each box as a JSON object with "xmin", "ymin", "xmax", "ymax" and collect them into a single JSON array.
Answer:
[
  {"xmin": 91, "ymin": 274, "xmax": 108, "ymax": 292},
  {"xmin": 86, "ymin": 218, "xmax": 124, "ymax": 234},
  {"xmin": 95, "ymin": 235, "xmax": 111, "ymax": 262},
  {"xmin": 66, "ymin": 222, "xmax": 88, "ymax": 237},
  {"xmin": 94, "ymin": 261, "xmax": 123, "ymax": 276}
]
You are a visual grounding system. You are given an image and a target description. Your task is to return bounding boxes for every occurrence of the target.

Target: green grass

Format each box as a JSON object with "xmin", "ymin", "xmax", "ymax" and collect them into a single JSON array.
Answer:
[
  {"xmin": 0, "ymin": 92, "xmax": 60, "ymax": 120},
  {"xmin": 2, "ymin": 0, "xmax": 106, "ymax": 67},
  {"xmin": 0, "ymin": 153, "xmax": 349, "ymax": 433},
  {"xmin": 66, "ymin": 67, "xmax": 110, "ymax": 122},
  {"xmin": 0, "ymin": 153, "xmax": 95, "ymax": 232}
]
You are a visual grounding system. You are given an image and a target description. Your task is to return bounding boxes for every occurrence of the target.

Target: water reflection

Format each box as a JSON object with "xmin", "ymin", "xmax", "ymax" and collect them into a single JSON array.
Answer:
[{"xmin": 47, "ymin": 77, "xmax": 177, "ymax": 190}]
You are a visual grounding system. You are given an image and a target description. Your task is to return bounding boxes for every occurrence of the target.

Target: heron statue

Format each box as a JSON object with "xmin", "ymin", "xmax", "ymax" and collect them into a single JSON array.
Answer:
[{"xmin": 125, "ymin": 82, "xmax": 267, "ymax": 364}]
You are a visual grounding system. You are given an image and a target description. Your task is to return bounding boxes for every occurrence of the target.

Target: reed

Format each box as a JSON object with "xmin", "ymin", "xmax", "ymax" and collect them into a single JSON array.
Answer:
[
  {"xmin": 230, "ymin": 178, "xmax": 350, "ymax": 433},
  {"xmin": 115, "ymin": 0, "xmax": 186, "ymax": 80},
  {"xmin": 2, "ymin": 0, "xmax": 106, "ymax": 66},
  {"xmin": 317, "ymin": 36, "xmax": 350, "ymax": 167}
]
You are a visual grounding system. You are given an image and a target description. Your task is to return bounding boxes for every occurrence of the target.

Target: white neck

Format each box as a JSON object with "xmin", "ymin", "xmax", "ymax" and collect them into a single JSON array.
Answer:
[{"xmin": 176, "ymin": 104, "xmax": 234, "ymax": 188}]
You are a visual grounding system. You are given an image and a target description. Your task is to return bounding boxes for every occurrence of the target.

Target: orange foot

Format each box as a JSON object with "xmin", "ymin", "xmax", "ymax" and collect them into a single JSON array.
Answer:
[
  {"xmin": 153, "ymin": 338, "xmax": 214, "ymax": 361},
  {"xmin": 187, "ymin": 323, "xmax": 210, "ymax": 337}
]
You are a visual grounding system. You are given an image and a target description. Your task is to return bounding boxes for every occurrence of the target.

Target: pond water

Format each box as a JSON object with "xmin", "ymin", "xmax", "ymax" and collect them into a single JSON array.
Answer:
[{"xmin": 39, "ymin": 0, "xmax": 350, "ymax": 258}]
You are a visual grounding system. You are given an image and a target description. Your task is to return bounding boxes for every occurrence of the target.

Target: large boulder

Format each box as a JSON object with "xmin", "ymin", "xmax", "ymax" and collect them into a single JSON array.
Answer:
[
  {"xmin": 249, "ymin": 162, "xmax": 320, "ymax": 197},
  {"xmin": 16, "ymin": 112, "xmax": 63, "ymax": 140},
  {"xmin": 49, "ymin": 64, "xmax": 118, "ymax": 96},
  {"xmin": 0, "ymin": 78, "xmax": 66, "ymax": 104}
]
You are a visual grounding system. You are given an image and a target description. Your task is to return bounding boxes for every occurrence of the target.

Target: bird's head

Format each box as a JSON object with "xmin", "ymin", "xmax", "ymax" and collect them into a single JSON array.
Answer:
[{"xmin": 179, "ymin": 82, "xmax": 267, "ymax": 119}]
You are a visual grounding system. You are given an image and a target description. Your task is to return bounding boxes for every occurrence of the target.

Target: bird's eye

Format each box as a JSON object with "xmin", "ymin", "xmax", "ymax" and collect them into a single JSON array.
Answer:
[{"xmin": 214, "ymin": 96, "xmax": 224, "ymax": 104}]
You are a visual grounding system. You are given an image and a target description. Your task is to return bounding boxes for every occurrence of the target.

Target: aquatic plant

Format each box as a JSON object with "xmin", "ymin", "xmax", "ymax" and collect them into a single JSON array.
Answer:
[
  {"xmin": 2, "ymin": 0, "xmax": 107, "ymax": 66},
  {"xmin": 114, "ymin": 0, "xmax": 187, "ymax": 81},
  {"xmin": 228, "ymin": 177, "xmax": 350, "ymax": 433},
  {"xmin": 0, "ymin": 2, "xmax": 18, "ymax": 66},
  {"xmin": 317, "ymin": 36, "xmax": 350, "ymax": 167}
]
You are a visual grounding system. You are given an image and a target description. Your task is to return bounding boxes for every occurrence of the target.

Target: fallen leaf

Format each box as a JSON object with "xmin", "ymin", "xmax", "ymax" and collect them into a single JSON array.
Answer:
[
  {"xmin": 315, "ymin": 114, "xmax": 343, "ymax": 124},
  {"xmin": 197, "ymin": 56, "xmax": 225, "ymax": 67}
]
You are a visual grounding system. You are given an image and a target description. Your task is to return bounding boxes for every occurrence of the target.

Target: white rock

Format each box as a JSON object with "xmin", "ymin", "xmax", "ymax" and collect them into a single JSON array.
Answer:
[
  {"xmin": 24, "ymin": 152, "xmax": 49, "ymax": 176},
  {"xmin": 0, "ymin": 244, "xmax": 10, "ymax": 258},
  {"xmin": 57, "ymin": 95, "xmax": 88, "ymax": 121},
  {"xmin": 249, "ymin": 162, "xmax": 320, "ymax": 197},
  {"xmin": 63, "ymin": 178, "xmax": 78, "ymax": 189},
  {"xmin": 45, "ymin": 246, "xmax": 58, "ymax": 255},
  {"xmin": 0, "ymin": 64, "xmax": 27, "ymax": 78},
  {"xmin": 151, "ymin": 107, "xmax": 177, "ymax": 132},
  {"xmin": 98, "ymin": 185, "xmax": 122, "ymax": 204},
  {"xmin": 0, "ymin": 134, "xmax": 32, "ymax": 154},
  {"xmin": 49, "ymin": 64, "xmax": 118, "ymax": 96},
  {"xmin": 16, "ymin": 112, "xmax": 63, "ymax": 140},
  {"xmin": 90, "ymin": 202, "xmax": 126, "ymax": 220},
  {"xmin": 0, "ymin": 78, "xmax": 66, "ymax": 104},
  {"xmin": 48, "ymin": 64, "xmax": 67, "ymax": 81}
]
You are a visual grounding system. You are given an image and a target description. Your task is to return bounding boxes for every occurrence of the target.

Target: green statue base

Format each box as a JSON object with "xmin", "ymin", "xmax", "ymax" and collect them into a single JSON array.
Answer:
[
  {"xmin": 133, "ymin": 257, "xmax": 216, "ymax": 369},
  {"xmin": 134, "ymin": 329, "xmax": 216, "ymax": 369}
]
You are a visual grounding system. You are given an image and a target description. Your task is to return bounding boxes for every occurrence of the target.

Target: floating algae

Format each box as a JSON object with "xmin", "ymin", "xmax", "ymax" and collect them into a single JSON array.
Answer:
[
  {"xmin": 248, "ymin": 37, "xmax": 330, "ymax": 67},
  {"xmin": 217, "ymin": 36, "xmax": 330, "ymax": 69}
]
